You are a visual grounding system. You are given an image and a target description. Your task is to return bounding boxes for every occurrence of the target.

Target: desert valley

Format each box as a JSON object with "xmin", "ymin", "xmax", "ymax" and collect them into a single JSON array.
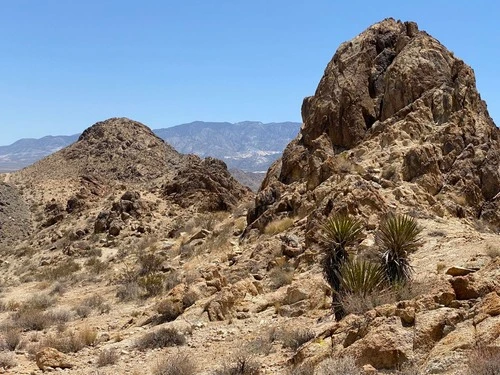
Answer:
[{"xmin": 0, "ymin": 18, "xmax": 499, "ymax": 375}]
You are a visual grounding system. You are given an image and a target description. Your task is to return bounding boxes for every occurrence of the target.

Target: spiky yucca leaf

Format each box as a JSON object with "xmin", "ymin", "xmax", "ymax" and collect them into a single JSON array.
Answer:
[
  {"xmin": 337, "ymin": 258, "xmax": 386, "ymax": 297},
  {"xmin": 321, "ymin": 215, "xmax": 363, "ymax": 293},
  {"xmin": 378, "ymin": 214, "xmax": 422, "ymax": 283},
  {"xmin": 377, "ymin": 214, "xmax": 422, "ymax": 256},
  {"xmin": 321, "ymin": 215, "xmax": 363, "ymax": 252}
]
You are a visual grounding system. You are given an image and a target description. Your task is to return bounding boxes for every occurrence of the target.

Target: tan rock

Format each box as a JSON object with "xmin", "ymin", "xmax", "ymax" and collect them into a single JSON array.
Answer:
[
  {"xmin": 445, "ymin": 266, "xmax": 477, "ymax": 277},
  {"xmin": 478, "ymin": 292, "xmax": 500, "ymax": 316},
  {"xmin": 343, "ymin": 316, "xmax": 413, "ymax": 369},
  {"xmin": 36, "ymin": 347, "xmax": 74, "ymax": 370}
]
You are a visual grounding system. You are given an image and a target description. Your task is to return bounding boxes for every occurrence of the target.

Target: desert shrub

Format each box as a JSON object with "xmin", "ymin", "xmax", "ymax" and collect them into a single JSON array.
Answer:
[
  {"xmin": 465, "ymin": 347, "xmax": 500, "ymax": 375},
  {"xmin": 41, "ymin": 325, "xmax": 97, "ymax": 353},
  {"xmin": 377, "ymin": 214, "xmax": 422, "ymax": 283},
  {"xmin": 116, "ymin": 282, "xmax": 141, "ymax": 301},
  {"xmin": 264, "ymin": 218, "xmax": 294, "ymax": 235},
  {"xmin": 44, "ymin": 308, "xmax": 72, "ymax": 324},
  {"xmin": 40, "ymin": 260, "xmax": 81, "ymax": 281},
  {"xmin": 339, "ymin": 289, "xmax": 395, "ymax": 315},
  {"xmin": 138, "ymin": 273, "xmax": 165, "ymax": 297},
  {"xmin": 0, "ymin": 352, "xmax": 16, "ymax": 369},
  {"xmin": 279, "ymin": 328, "xmax": 314, "ymax": 351},
  {"xmin": 0, "ymin": 327, "xmax": 21, "ymax": 351},
  {"xmin": 75, "ymin": 294, "xmax": 109, "ymax": 316},
  {"xmin": 138, "ymin": 251, "xmax": 163, "ymax": 276},
  {"xmin": 97, "ymin": 348, "xmax": 119, "ymax": 367},
  {"xmin": 136, "ymin": 328, "xmax": 185, "ymax": 350},
  {"xmin": 287, "ymin": 363, "xmax": 315, "ymax": 375},
  {"xmin": 85, "ymin": 256, "xmax": 108, "ymax": 274},
  {"xmin": 13, "ymin": 309, "xmax": 52, "ymax": 331},
  {"xmin": 315, "ymin": 356, "xmax": 362, "ymax": 375},
  {"xmin": 269, "ymin": 264, "xmax": 294, "ymax": 290},
  {"xmin": 152, "ymin": 352, "xmax": 197, "ymax": 375},
  {"xmin": 213, "ymin": 354, "xmax": 260, "ymax": 375},
  {"xmin": 49, "ymin": 282, "xmax": 67, "ymax": 296},
  {"xmin": 24, "ymin": 293, "xmax": 55, "ymax": 310}
]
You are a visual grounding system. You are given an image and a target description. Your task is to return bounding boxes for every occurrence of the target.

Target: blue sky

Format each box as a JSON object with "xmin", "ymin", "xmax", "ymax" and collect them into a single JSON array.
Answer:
[{"xmin": 0, "ymin": 1, "xmax": 498, "ymax": 145}]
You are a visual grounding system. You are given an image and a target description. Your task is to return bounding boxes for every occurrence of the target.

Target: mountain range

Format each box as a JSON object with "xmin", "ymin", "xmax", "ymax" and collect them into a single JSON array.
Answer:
[{"xmin": 0, "ymin": 121, "xmax": 301, "ymax": 174}]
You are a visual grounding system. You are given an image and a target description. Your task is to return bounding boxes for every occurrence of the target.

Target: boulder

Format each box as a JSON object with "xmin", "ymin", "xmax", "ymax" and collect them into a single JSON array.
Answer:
[{"xmin": 36, "ymin": 347, "xmax": 74, "ymax": 370}]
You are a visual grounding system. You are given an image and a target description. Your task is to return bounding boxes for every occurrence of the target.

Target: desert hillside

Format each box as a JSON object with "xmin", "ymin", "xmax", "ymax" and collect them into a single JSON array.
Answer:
[{"xmin": 0, "ymin": 18, "xmax": 499, "ymax": 375}]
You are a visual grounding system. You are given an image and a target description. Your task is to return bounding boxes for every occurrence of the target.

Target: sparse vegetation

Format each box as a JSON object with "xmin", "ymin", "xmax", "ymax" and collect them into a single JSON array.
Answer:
[
  {"xmin": 264, "ymin": 217, "xmax": 294, "ymax": 235},
  {"xmin": 152, "ymin": 352, "xmax": 197, "ymax": 375},
  {"xmin": 278, "ymin": 328, "xmax": 315, "ymax": 351},
  {"xmin": 0, "ymin": 327, "xmax": 21, "ymax": 351},
  {"xmin": 0, "ymin": 352, "xmax": 16, "ymax": 369},
  {"xmin": 213, "ymin": 354, "xmax": 260, "ymax": 375},
  {"xmin": 97, "ymin": 348, "xmax": 119, "ymax": 367},
  {"xmin": 136, "ymin": 328, "xmax": 186, "ymax": 350},
  {"xmin": 315, "ymin": 356, "xmax": 362, "ymax": 375},
  {"xmin": 138, "ymin": 272, "xmax": 165, "ymax": 297},
  {"xmin": 465, "ymin": 347, "xmax": 500, "ymax": 375}
]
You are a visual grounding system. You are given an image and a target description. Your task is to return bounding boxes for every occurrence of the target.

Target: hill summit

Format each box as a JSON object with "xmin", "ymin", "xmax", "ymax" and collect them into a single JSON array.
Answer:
[
  {"xmin": 14, "ymin": 118, "xmax": 183, "ymax": 183},
  {"xmin": 248, "ymin": 18, "xmax": 500, "ymax": 238}
]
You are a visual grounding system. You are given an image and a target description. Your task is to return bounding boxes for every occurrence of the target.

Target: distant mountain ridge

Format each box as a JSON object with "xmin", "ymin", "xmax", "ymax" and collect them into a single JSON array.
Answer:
[{"xmin": 0, "ymin": 121, "xmax": 301, "ymax": 173}]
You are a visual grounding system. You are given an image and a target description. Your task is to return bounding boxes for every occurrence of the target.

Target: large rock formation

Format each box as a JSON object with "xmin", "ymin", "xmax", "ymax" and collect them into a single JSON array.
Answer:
[
  {"xmin": 248, "ymin": 18, "xmax": 500, "ymax": 238},
  {"xmin": 163, "ymin": 156, "xmax": 252, "ymax": 212}
]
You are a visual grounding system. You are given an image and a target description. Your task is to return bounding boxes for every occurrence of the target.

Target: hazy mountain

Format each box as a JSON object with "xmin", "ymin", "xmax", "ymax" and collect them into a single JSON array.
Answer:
[
  {"xmin": 0, "ymin": 135, "xmax": 79, "ymax": 172},
  {"xmin": 154, "ymin": 121, "xmax": 301, "ymax": 172},
  {"xmin": 0, "ymin": 121, "xmax": 301, "ymax": 173}
]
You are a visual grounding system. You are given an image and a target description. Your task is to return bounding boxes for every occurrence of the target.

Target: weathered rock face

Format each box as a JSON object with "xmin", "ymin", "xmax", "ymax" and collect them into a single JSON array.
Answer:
[
  {"xmin": 163, "ymin": 156, "xmax": 252, "ymax": 212},
  {"xmin": 249, "ymin": 18, "xmax": 500, "ymax": 236}
]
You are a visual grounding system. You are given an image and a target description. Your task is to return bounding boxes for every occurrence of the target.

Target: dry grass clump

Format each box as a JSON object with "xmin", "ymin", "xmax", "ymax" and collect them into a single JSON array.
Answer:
[
  {"xmin": 152, "ymin": 352, "xmax": 197, "ymax": 375},
  {"xmin": 264, "ymin": 218, "xmax": 294, "ymax": 235},
  {"xmin": 136, "ymin": 328, "xmax": 186, "ymax": 350},
  {"xmin": 0, "ymin": 352, "xmax": 16, "ymax": 369},
  {"xmin": 97, "ymin": 348, "xmax": 119, "ymax": 367},
  {"xmin": 38, "ymin": 259, "xmax": 81, "ymax": 281},
  {"xmin": 0, "ymin": 327, "xmax": 21, "ymax": 351},
  {"xmin": 74, "ymin": 294, "xmax": 110, "ymax": 318},
  {"xmin": 315, "ymin": 356, "xmax": 362, "ymax": 375},
  {"xmin": 35, "ymin": 325, "xmax": 98, "ymax": 353},
  {"xmin": 465, "ymin": 347, "xmax": 500, "ymax": 375},
  {"xmin": 278, "ymin": 328, "xmax": 315, "ymax": 351},
  {"xmin": 287, "ymin": 363, "xmax": 315, "ymax": 375},
  {"xmin": 213, "ymin": 353, "xmax": 260, "ymax": 375},
  {"xmin": 84, "ymin": 256, "xmax": 108, "ymax": 274},
  {"xmin": 269, "ymin": 264, "xmax": 294, "ymax": 290}
]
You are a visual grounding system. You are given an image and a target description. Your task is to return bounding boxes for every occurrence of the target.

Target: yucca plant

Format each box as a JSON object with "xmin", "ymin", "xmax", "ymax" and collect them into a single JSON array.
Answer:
[
  {"xmin": 377, "ymin": 214, "xmax": 422, "ymax": 283},
  {"xmin": 321, "ymin": 214, "xmax": 363, "ymax": 292},
  {"xmin": 337, "ymin": 258, "xmax": 386, "ymax": 297}
]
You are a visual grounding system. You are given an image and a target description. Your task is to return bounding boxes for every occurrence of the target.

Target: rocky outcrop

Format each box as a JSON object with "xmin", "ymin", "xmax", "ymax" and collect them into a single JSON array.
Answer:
[
  {"xmin": 248, "ymin": 18, "xmax": 500, "ymax": 238},
  {"xmin": 163, "ymin": 156, "xmax": 252, "ymax": 212}
]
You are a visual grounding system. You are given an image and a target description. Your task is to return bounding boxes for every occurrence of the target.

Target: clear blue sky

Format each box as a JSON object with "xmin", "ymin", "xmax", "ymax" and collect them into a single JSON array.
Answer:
[{"xmin": 1, "ymin": 0, "xmax": 498, "ymax": 145}]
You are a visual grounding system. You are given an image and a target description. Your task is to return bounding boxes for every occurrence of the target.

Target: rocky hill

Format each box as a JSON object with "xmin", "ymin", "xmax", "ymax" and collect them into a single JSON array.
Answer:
[
  {"xmin": 248, "ymin": 18, "xmax": 500, "ymax": 238},
  {"xmin": 0, "ymin": 121, "xmax": 301, "ymax": 174},
  {"xmin": 0, "ymin": 18, "xmax": 498, "ymax": 375}
]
